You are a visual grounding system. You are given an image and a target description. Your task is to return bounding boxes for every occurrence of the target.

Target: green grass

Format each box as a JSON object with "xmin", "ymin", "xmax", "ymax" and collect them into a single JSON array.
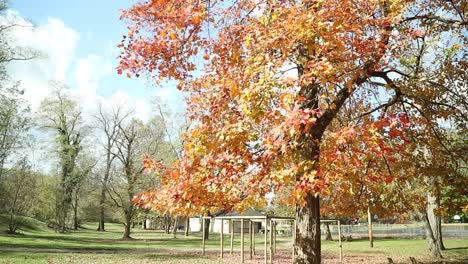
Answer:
[
  {"xmin": 322, "ymin": 238, "xmax": 468, "ymax": 261},
  {"xmin": 0, "ymin": 222, "xmax": 244, "ymax": 251},
  {"xmin": 0, "ymin": 221, "xmax": 466, "ymax": 263},
  {"xmin": 0, "ymin": 251, "xmax": 216, "ymax": 264}
]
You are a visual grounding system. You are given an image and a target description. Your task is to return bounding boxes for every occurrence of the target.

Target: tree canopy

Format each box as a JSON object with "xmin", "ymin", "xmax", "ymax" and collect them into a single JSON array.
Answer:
[{"xmin": 118, "ymin": 0, "xmax": 466, "ymax": 262}]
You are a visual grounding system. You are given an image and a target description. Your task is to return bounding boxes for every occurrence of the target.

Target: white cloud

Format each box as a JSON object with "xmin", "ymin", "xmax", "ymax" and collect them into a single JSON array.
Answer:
[
  {"xmin": 4, "ymin": 10, "xmax": 154, "ymax": 125},
  {"xmin": 75, "ymin": 54, "xmax": 99, "ymax": 99},
  {"xmin": 94, "ymin": 90, "xmax": 152, "ymax": 123},
  {"xmin": 134, "ymin": 96, "xmax": 151, "ymax": 122},
  {"xmin": 84, "ymin": 89, "xmax": 152, "ymax": 124},
  {"xmin": 73, "ymin": 53, "xmax": 114, "ymax": 109},
  {"xmin": 155, "ymin": 86, "xmax": 173, "ymax": 99},
  {"xmin": 12, "ymin": 17, "xmax": 78, "ymax": 81},
  {"xmin": 5, "ymin": 11, "xmax": 79, "ymax": 109},
  {"xmin": 1, "ymin": 10, "xmax": 161, "ymax": 172}
]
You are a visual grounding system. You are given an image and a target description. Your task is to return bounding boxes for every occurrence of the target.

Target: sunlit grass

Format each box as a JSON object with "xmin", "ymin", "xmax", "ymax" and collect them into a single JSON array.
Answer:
[{"xmin": 0, "ymin": 221, "xmax": 466, "ymax": 263}]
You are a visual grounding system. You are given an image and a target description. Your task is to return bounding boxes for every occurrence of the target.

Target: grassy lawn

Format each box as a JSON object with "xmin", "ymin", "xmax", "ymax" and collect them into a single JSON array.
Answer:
[
  {"xmin": 0, "ymin": 222, "xmax": 242, "ymax": 251},
  {"xmin": 322, "ymin": 238, "xmax": 468, "ymax": 262},
  {"xmin": 0, "ymin": 220, "xmax": 466, "ymax": 263}
]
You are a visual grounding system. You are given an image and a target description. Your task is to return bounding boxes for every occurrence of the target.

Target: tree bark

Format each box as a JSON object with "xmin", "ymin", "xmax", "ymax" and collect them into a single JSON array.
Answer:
[
  {"xmin": 59, "ymin": 183, "xmax": 74, "ymax": 233},
  {"xmin": 434, "ymin": 182, "xmax": 445, "ymax": 250},
  {"xmin": 325, "ymin": 222, "xmax": 332, "ymax": 241},
  {"xmin": 437, "ymin": 216, "xmax": 445, "ymax": 250},
  {"xmin": 294, "ymin": 194, "xmax": 321, "ymax": 264},
  {"xmin": 185, "ymin": 217, "xmax": 190, "ymax": 236},
  {"xmin": 423, "ymin": 211, "xmax": 442, "ymax": 258},
  {"xmin": 97, "ymin": 152, "xmax": 112, "ymax": 231},
  {"xmin": 203, "ymin": 218, "xmax": 211, "ymax": 240},
  {"xmin": 123, "ymin": 212, "xmax": 132, "ymax": 239},
  {"xmin": 425, "ymin": 191, "xmax": 443, "ymax": 257},
  {"xmin": 73, "ymin": 201, "xmax": 78, "ymax": 230},
  {"xmin": 123, "ymin": 223, "xmax": 131, "ymax": 239},
  {"xmin": 164, "ymin": 214, "xmax": 171, "ymax": 234},
  {"xmin": 97, "ymin": 187, "xmax": 107, "ymax": 231},
  {"xmin": 172, "ymin": 216, "xmax": 179, "ymax": 238},
  {"xmin": 293, "ymin": 86, "xmax": 322, "ymax": 263}
]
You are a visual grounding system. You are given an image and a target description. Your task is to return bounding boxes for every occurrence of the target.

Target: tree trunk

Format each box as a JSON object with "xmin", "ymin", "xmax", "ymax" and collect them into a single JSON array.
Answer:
[
  {"xmin": 185, "ymin": 217, "xmax": 190, "ymax": 236},
  {"xmin": 437, "ymin": 216, "xmax": 445, "ymax": 250},
  {"xmin": 324, "ymin": 222, "xmax": 332, "ymax": 241},
  {"xmin": 73, "ymin": 204, "xmax": 78, "ymax": 230},
  {"xmin": 123, "ymin": 223, "xmax": 131, "ymax": 239},
  {"xmin": 97, "ymin": 187, "xmax": 106, "ymax": 231},
  {"xmin": 203, "ymin": 218, "xmax": 211, "ymax": 240},
  {"xmin": 368, "ymin": 206, "xmax": 373, "ymax": 248},
  {"xmin": 164, "ymin": 214, "xmax": 171, "ymax": 234},
  {"xmin": 423, "ymin": 211, "xmax": 442, "ymax": 258},
  {"xmin": 8, "ymin": 188, "xmax": 20, "ymax": 234},
  {"xmin": 434, "ymin": 184, "xmax": 445, "ymax": 251},
  {"xmin": 292, "ymin": 74, "xmax": 329, "ymax": 264},
  {"xmin": 97, "ymin": 140, "xmax": 113, "ymax": 232},
  {"xmin": 143, "ymin": 216, "xmax": 147, "ymax": 230},
  {"xmin": 432, "ymin": 211, "xmax": 445, "ymax": 251},
  {"xmin": 294, "ymin": 193, "xmax": 321, "ymax": 264},
  {"xmin": 123, "ymin": 213, "xmax": 132, "ymax": 240},
  {"xmin": 60, "ymin": 206, "xmax": 67, "ymax": 233},
  {"xmin": 59, "ymin": 188, "xmax": 72, "ymax": 233},
  {"xmin": 122, "ymin": 197, "xmax": 134, "ymax": 239},
  {"xmin": 8, "ymin": 210, "xmax": 17, "ymax": 234},
  {"xmin": 172, "ymin": 216, "xmax": 179, "ymax": 238},
  {"xmin": 425, "ymin": 192, "xmax": 443, "ymax": 257},
  {"xmin": 73, "ymin": 188, "xmax": 80, "ymax": 230}
]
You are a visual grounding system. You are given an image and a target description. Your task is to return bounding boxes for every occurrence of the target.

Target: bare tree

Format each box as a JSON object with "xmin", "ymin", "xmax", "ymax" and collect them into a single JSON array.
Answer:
[
  {"xmin": 0, "ymin": 0, "xmax": 39, "ymax": 69},
  {"xmin": 93, "ymin": 104, "xmax": 130, "ymax": 231},
  {"xmin": 107, "ymin": 118, "xmax": 164, "ymax": 239}
]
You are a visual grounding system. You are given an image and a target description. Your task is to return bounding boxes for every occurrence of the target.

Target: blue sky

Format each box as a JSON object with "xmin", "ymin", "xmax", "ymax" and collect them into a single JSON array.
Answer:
[{"xmin": 8, "ymin": 0, "xmax": 185, "ymax": 121}]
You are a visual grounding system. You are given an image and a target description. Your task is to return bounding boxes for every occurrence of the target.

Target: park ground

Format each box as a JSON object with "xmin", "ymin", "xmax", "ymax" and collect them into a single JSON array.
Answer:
[{"xmin": 0, "ymin": 216, "xmax": 467, "ymax": 264}]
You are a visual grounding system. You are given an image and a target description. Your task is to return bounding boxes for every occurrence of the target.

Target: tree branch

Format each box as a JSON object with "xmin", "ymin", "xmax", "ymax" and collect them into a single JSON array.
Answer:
[{"xmin": 402, "ymin": 14, "xmax": 467, "ymax": 26}]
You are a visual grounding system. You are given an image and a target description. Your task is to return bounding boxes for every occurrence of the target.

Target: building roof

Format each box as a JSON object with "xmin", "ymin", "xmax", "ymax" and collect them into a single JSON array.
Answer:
[{"xmin": 225, "ymin": 208, "xmax": 267, "ymax": 217}]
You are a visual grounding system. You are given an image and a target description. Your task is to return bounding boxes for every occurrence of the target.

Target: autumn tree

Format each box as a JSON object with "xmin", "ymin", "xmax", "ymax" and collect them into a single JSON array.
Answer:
[
  {"xmin": 154, "ymin": 98, "xmax": 191, "ymax": 237},
  {"xmin": 39, "ymin": 85, "xmax": 85, "ymax": 233},
  {"xmin": 404, "ymin": 129, "xmax": 467, "ymax": 257},
  {"xmin": 119, "ymin": 0, "xmax": 466, "ymax": 262}
]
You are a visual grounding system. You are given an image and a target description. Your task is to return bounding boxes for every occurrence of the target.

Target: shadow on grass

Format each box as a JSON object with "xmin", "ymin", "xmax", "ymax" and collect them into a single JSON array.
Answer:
[
  {"xmin": 1, "ymin": 233, "xmax": 118, "ymax": 244},
  {"xmin": 422, "ymin": 261, "xmax": 468, "ymax": 264},
  {"xmin": 0, "ymin": 232, "xmax": 223, "ymax": 252},
  {"xmin": 141, "ymin": 253, "xmax": 212, "ymax": 261},
  {"xmin": 444, "ymin": 247, "xmax": 468, "ymax": 251}
]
